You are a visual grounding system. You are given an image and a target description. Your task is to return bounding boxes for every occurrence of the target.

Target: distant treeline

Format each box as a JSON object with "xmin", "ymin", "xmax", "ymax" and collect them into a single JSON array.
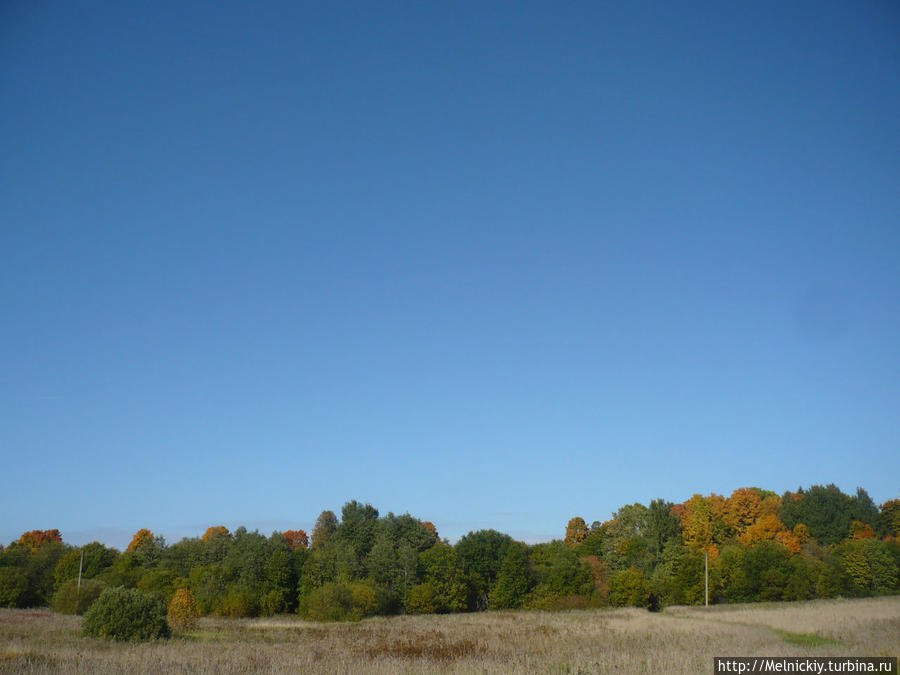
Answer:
[{"xmin": 1, "ymin": 484, "xmax": 898, "ymax": 620}]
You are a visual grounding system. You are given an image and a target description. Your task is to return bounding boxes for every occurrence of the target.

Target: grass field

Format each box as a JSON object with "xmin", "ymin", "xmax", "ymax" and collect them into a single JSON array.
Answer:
[{"xmin": 1, "ymin": 597, "xmax": 897, "ymax": 673}]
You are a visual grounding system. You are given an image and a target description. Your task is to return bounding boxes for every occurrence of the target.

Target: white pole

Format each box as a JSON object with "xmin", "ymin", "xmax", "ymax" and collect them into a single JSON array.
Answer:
[{"xmin": 77, "ymin": 549, "xmax": 84, "ymax": 593}]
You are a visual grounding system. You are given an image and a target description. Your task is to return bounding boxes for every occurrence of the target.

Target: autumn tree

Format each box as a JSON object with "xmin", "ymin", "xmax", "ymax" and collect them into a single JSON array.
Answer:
[
  {"xmin": 850, "ymin": 521, "xmax": 876, "ymax": 540},
  {"xmin": 676, "ymin": 494, "xmax": 727, "ymax": 558},
  {"xmin": 724, "ymin": 488, "xmax": 763, "ymax": 537},
  {"xmin": 422, "ymin": 521, "xmax": 439, "ymax": 540},
  {"xmin": 127, "ymin": 529, "xmax": 156, "ymax": 552},
  {"xmin": 282, "ymin": 529, "xmax": 309, "ymax": 551},
  {"xmin": 167, "ymin": 588, "xmax": 200, "ymax": 631},
  {"xmin": 565, "ymin": 517, "xmax": 589, "ymax": 546},
  {"xmin": 17, "ymin": 530, "xmax": 63, "ymax": 552},
  {"xmin": 202, "ymin": 526, "xmax": 230, "ymax": 542}
]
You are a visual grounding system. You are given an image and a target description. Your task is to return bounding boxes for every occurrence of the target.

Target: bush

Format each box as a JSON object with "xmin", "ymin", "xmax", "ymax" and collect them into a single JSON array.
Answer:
[
  {"xmin": 405, "ymin": 583, "xmax": 437, "ymax": 614},
  {"xmin": 82, "ymin": 587, "xmax": 170, "ymax": 641},
  {"xmin": 52, "ymin": 578, "xmax": 107, "ymax": 615},
  {"xmin": 167, "ymin": 588, "xmax": 199, "ymax": 632},
  {"xmin": 260, "ymin": 589, "xmax": 285, "ymax": 616},
  {"xmin": 219, "ymin": 588, "xmax": 259, "ymax": 618},
  {"xmin": 299, "ymin": 581, "xmax": 382, "ymax": 622},
  {"xmin": 0, "ymin": 568, "xmax": 29, "ymax": 608},
  {"xmin": 609, "ymin": 567, "xmax": 650, "ymax": 607}
]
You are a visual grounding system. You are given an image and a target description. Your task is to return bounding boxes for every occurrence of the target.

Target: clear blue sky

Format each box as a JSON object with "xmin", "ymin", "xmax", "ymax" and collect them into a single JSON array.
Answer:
[{"xmin": 2, "ymin": 1, "xmax": 898, "ymax": 549}]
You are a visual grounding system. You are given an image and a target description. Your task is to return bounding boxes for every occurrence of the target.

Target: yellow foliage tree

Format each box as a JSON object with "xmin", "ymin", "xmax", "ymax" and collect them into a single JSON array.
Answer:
[
  {"xmin": 565, "ymin": 517, "xmax": 589, "ymax": 546},
  {"xmin": 167, "ymin": 588, "xmax": 199, "ymax": 632},
  {"xmin": 678, "ymin": 494, "xmax": 727, "ymax": 555},
  {"xmin": 724, "ymin": 488, "xmax": 762, "ymax": 536}
]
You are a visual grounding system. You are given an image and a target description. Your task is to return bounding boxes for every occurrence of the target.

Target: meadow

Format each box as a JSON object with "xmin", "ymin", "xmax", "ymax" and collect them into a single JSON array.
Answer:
[{"xmin": 1, "ymin": 596, "xmax": 897, "ymax": 674}]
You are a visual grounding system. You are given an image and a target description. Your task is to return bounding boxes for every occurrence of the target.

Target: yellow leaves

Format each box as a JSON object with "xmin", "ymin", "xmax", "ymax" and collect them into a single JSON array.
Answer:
[
  {"xmin": 678, "ymin": 494, "xmax": 727, "ymax": 553},
  {"xmin": 564, "ymin": 517, "xmax": 588, "ymax": 546},
  {"xmin": 167, "ymin": 588, "xmax": 199, "ymax": 632}
]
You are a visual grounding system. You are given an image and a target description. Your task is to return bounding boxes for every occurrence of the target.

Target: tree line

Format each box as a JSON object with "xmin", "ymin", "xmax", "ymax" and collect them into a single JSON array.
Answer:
[{"xmin": 1, "ymin": 484, "xmax": 898, "ymax": 620}]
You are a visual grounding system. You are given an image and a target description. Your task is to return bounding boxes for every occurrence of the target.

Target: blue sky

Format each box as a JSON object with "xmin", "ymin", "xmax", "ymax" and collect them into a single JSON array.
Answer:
[{"xmin": 2, "ymin": 1, "xmax": 898, "ymax": 549}]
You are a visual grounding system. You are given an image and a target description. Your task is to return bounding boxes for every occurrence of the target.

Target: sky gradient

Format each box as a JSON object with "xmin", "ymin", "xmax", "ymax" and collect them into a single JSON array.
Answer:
[{"xmin": 2, "ymin": 1, "xmax": 899, "ymax": 549}]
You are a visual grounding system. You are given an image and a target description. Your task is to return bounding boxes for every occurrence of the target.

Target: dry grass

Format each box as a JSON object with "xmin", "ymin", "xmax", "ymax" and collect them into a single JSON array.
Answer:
[{"xmin": 0, "ymin": 597, "xmax": 897, "ymax": 673}]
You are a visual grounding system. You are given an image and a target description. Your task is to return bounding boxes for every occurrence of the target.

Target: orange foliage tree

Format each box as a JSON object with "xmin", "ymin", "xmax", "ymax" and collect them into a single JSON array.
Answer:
[
  {"xmin": 17, "ymin": 529, "xmax": 62, "ymax": 552},
  {"xmin": 202, "ymin": 526, "xmax": 230, "ymax": 542},
  {"xmin": 282, "ymin": 529, "xmax": 309, "ymax": 551},
  {"xmin": 850, "ymin": 521, "xmax": 876, "ymax": 540},
  {"xmin": 724, "ymin": 488, "xmax": 763, "ymax": 536},
  {"xmin": 126, "ymin": 528, "xmax": 156, "ymax": 552},
  {"xmin": 422, "ymin": 521, "xmax": 439, "ymax": 540}
]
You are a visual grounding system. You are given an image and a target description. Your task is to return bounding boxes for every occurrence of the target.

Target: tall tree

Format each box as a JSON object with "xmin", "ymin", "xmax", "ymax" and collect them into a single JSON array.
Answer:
[{"xmin": 311, "ymin": 511, "xmax": 339, "ymax": 550}]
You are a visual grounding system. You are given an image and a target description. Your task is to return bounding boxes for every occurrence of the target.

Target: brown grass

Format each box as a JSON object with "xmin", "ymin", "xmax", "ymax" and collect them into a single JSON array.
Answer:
[{"xmin": 0, "ymin": 597, "xmax": 897, "ymax": 673}]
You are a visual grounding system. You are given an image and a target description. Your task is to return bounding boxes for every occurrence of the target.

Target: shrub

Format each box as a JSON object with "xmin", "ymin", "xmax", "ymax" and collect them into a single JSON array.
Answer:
[
  {"xmin": 220, "ymin": 588, "xmax": 259, "ymax": 618},
  {"xmin": 299, "ymin": 581, "xmax": 382, "ymax": 621},
  {"xmin": 82, "ymin": 587, "xmax": 170, "ymax": 641},
  {"xmin": 260, "ymin": 589, "xmax": 285, "ymax": 616},
  {"xmin": 167, "ymin": 588, "xmax": 199, "ymax": 632},
  {"xmin": 0, "ymin": 568, "xmax": 29, "ymax": 608},
  {"xmin": 405, "ymin": 583, "xmax": 437, "ymax": 614},
  {"xmin": 610, "ymin": 567, "xmax": 650, "ymax": 607},
  {"xmin": 52, "ymin": 578, "xmax": 107, "ymax": 615}
]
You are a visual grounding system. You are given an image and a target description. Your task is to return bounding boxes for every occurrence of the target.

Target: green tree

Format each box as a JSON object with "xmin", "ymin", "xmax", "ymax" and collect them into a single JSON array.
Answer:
[
  {"xmin": 333, "ymin": 501, "xmax": 380, "ymax": 559},
  {"xmin": 455, "ymin": 529, "xmax": 512, "ymax": 608},
  {"xmin": 489, "ymin": 542, "xmax": 535, "ymax": 609},
  {"xmin": 417, "ymin": 543, "xmax": 472, "ymax": 613},
  {"xmin": 609, "ymin": 567, "xmax": 650, "ymax": 607},
  {"xmin": 0, "ymin": 568, "xmax": 29, "ymax": 607},
  {"xmin": 54, "ymin": 542, "xmax": 118, "ymax": 588},
  {"xmin": 311, "ymin": 510, "xmax": 339, "ymax": 550}
]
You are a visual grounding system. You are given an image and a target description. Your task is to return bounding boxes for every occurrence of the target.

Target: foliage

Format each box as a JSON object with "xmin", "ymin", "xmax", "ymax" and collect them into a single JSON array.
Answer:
[
  {"xmin": 299, "ymin": 581, "xmax": 380, "ymax": 622},
  {"xmin": 82, "ymin": 586, "xmax": 170, "ymax": 641},
  {"xmin": 202, "ymin": 526, "xmax": 230, "ymax": 542},
  {"xmin": 54, "ymin": 543, "xmax": 118, "ymax": 587},
  {"xmin": 126, "ymin": 529, "xmax": 156, "ymax": 552},
  {"xmin": 0, "ymin": 568, "xmax": 29, "ymax": 607},
  {"xmin": 564, "ymin": 517, "xmax": 589, "ymax": 546},
  {"xmin": 609, "ymin": 567, "xmax": 650, "ymax": 607},
  {"xmin": 311, "ymin": 511, "xmax": 339, "ymax": 549},
  {"xmin": 417, "ymin": 543, "xmax": 473, "ymax": 613},
  {"xmin": 455, "ymin": 529, "xmax": 512, "ymax": 606},
  {"xmin": 489, "ymin": 542, "xmax": 535, "ymax": 609},
  {"xmin": 17, "ymin": 530, "xmax": 63, "ymax": 552},
  {"xmin": 282, "ymin": 529, "xmax": 309, "ymax": 551},
  {"xmin": 779, "ymin": 485, "xmax": 880, "ymax": 545},
  {"xmin": 167, "ymin": 587, "xmax": 199, "ymax": 631},
  {"xmin": 4, "ymin": 486, "xmax": 899, "ymax": 622},
  {"xmin": 51, "ymin": 578, "xmax": 107, "ymax": 615}
]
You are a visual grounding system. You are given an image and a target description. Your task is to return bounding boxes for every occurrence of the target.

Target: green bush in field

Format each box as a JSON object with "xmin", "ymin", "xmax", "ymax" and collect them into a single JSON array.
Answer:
[
  {"xmin": 82, "ymin": 586, "xmax": 170, "ymax": 641},
  {"xmin": 299, "ymin": 581, "xmax": 381, "ymax": 621},
  {"xmin": 0, "ymin": 567, "xmax": 29, "ymax": 607},
  {"xmin": 405, "ymin": 583, "xmax": 437, "ymax": 614},
  {"xmin": 52, "ymin": 578, "xmax": 107, "ymax": 614}
]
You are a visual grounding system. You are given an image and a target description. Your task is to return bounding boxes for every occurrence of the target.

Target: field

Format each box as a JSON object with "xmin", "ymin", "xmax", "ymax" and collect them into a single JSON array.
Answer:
[{"xmin": 1, "ymin": 597, "xmax": 897, "ymax": 673}]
